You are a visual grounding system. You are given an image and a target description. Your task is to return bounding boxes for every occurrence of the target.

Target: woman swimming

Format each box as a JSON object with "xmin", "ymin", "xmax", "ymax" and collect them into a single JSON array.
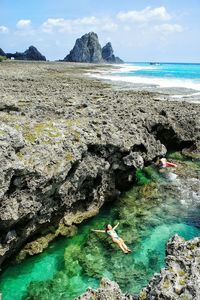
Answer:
[{"xmin": 92, "ymin": 223, "xmax": 132, "ymax": 254}]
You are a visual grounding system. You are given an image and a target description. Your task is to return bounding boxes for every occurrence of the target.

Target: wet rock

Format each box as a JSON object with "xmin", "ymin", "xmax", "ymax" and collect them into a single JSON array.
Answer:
[
  {"xmin": 77, "ymin": 235, "xmax": 200, "ymax": 300},
  {"xmin": 140, "ymin": 235, "xmax": 200, "ymax": 300},
  {"xmin": 76, "ymin": 278, "xmax": 136, "ymax": 300}
]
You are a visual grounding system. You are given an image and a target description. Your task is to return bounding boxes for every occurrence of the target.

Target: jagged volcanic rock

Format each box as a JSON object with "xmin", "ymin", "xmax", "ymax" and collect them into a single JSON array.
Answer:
[
  {"xmin": 64, "ymin": 32, "xmax": 103, "ymax": 63},
  {"xmin": 102, "ymin": 42, "xmax": 124, "ymax": 64},
  {"xmin": 140, "ymin": 234, "xmax": 200, "ymax": 300},
  {"xmin": 76, "ymin": 278, "xmax": 136, "ymax": 300},
  {"xmin": 6, "ymin": 46, "xmax": 46, "ymax": 61}
]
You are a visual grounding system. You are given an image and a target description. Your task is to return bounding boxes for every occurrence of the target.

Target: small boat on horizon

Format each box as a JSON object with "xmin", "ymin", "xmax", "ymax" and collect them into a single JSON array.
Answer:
[{"xmin": 149, "ymin": 62, "xmax": 161, "ymax": 65}]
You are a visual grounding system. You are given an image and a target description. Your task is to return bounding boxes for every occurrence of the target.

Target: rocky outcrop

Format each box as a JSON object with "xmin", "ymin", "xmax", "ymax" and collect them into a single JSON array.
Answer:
[
  {"xmin": 0, "ymin": 61, "xmax": 199, "ymax": 269},
  {"xmin": 140, "ymin": 234, "xmax": 200, "ymax": 300},
  {"xmin": 0, "ymin": 48, "xmax": 6, "ymax": 56},
  {"xmin": 64, "ymin": 32, "xmax": 123, "ymax": 63},
  {"xmin": 76, "ymin": 278, "xmax": 136, "ymax": 300},
  {"xmin": 64, "ymin": 32, "xmax": 103, "ymax": 63},
  {"xmin": 77, "ymin": 235, "xmax": 200, "ymax": 300},
  {"xmin": 6, "ymin": 46, "xmax": 46, "ymax": 61},
  {"xmin": 102, "ymin": 42, "xmax": 124, "ymax": 64}
]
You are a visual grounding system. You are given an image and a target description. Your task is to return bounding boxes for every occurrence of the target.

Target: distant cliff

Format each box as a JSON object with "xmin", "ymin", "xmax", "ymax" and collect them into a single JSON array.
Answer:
[
  {"xmin": 0, "ymin": 48, "xmax": 6, "ymax": 57},
  {"xmin": 64, "ymin": 32, "xmax": 123, "ymax": 64},
  {"xmin": 6, "ymin": 46, "xmax": 46, "ymax": 61}
]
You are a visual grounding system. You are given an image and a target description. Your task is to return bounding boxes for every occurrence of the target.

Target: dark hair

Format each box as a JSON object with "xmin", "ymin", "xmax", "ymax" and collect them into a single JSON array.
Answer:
[{"xmin": 105, "ymin": 224, "xmax": 109, "ymax": 232}]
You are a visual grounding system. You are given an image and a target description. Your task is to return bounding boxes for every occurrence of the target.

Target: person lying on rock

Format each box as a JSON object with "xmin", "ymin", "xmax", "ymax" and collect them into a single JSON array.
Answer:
[{"xmin": 91, "ymin": 223, "xmax": 132, "ymax": 254}]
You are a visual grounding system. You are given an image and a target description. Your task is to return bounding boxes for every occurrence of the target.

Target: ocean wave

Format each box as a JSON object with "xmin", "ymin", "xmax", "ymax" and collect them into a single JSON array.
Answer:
[
  {"xmin": 111, "ymin": 64, "xmax": 156, "ymax": 73},
  {"xmin": 90, "ymin": 73, "xmax": 200, "ymax": 91}
]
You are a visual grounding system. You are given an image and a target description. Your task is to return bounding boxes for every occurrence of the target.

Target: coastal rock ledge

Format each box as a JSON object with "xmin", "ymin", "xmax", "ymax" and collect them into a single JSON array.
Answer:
[{"xmin": 77, "ymin": 235, "xmax": 200, "ymax": 300}]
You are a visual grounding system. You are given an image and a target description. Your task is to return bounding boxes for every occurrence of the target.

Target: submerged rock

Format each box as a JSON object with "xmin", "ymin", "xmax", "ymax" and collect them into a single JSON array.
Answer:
[
  {"xmin": 76, "ymin": 278, "xmax": 136, "ymax": 300},
  {"xmin": 78, "ymin": 235, "xmax": 200, "ymax": 300},
  {"xmin": 140, "ymin": 235, "xmax": 200, "ymax": 300}
]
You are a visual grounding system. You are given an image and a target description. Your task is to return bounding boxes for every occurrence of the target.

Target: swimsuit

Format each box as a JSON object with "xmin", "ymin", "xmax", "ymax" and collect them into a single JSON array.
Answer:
[
  {"xmin": 160, "ymin": 162, "xmax": 177, "ymax": 168},
  {"xmin": 107, "ymin": 229, "xmax": 120, "ymax": 240}
]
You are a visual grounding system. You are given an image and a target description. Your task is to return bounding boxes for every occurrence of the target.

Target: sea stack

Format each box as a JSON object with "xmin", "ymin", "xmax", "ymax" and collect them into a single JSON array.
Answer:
[
  {"xmin": 63, "ymin": 32, "xmax": 123, "ymax": 64},
  {"xmin": 64, "ymin": 32, "xmax": 103, "ymax": 63},
  {"xmin": 102, "ymin": 42, "xmax": 124, "ymax": 64}
]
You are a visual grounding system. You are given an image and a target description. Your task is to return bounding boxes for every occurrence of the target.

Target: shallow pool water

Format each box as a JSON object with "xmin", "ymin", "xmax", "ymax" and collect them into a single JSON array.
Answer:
[{"xmin": 0, "ymin": 154, "xmax": 200, "ymax": 300}]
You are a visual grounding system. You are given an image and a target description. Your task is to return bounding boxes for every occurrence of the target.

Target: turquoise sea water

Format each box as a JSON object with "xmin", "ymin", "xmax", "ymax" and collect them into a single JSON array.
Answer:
[
  {"xmin": 92, "ymin": 62, "xmax": 200, "ymax": 101},
  {"xmin": 123, "ymin": 62, "xmax": 200, "ymax": 80},
  {"xmin": 0, "ymin": 155, "xmax": 200, "ymax": 299}
]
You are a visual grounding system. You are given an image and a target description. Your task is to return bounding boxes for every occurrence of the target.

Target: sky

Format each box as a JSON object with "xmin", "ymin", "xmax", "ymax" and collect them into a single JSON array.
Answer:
[{"xmin": 0, "ymin": 0, "xmax": 200, "ymax": 62}]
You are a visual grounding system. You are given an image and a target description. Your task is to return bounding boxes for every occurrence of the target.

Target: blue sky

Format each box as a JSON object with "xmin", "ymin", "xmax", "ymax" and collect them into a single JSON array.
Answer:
[{"xmin": 0, "ymin": 0, "xmax": 200, "ymax": 62}]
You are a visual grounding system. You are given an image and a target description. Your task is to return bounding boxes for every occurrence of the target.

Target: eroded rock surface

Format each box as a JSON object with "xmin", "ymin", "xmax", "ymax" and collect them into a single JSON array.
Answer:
[
  {"xmin": 0, "ymin": 61, "xmax": 199, "ymax": 268},
  {"xmin": 77, "ymin": 235, "xmax": 200, "ymax": 300},
  {"xmin": 140, "ymin": 234, "xmax": 200, "ymax": 300}
]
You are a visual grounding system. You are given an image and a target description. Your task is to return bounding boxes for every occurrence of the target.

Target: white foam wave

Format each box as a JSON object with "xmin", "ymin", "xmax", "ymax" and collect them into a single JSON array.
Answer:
[
  {"xmin": 91, "ymin": 73, "xmax": 200, "ymax": 91},
  {"xmin": 113, "ymin": 64, "xmax": 156, "ymax": 73}
]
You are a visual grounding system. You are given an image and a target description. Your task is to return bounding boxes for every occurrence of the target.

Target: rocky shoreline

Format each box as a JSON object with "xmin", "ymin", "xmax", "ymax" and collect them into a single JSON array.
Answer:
[
  {"xmin": 77, "ymin": 235, "xmax": 200, "ymax": 300},
  {"xmin": 0, "ymin": 60, "xmax": 200, "ymax": 295}
]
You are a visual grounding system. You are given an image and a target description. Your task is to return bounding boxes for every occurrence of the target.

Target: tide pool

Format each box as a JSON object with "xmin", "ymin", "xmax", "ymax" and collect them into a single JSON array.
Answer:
[{"xmin": 0, "ymin": 154, "xmax": 200, "ymax": 299}]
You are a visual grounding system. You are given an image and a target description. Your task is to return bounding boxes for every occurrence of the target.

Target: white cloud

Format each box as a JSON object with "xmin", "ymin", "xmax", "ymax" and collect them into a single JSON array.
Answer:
[
  {"xmin": 17, "ymin": 19, "xmax": 31, "ymax": 29},
  {"xmin": 154, "ymin": 23, "xmax": 183, "ymax": 33},
  {"xmin": 117, "ymin": 6, "xmax": 171, "ymax": 23},
  {"xmin": 41, "ymin": 17, "xmax": 117, "ymax": 33},
  {"xmin": 0, "ymin": 25, "xmax": 9, "ymax": 33}
]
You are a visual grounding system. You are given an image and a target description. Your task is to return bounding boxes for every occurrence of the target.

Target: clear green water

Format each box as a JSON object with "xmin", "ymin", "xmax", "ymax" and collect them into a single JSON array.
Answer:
[{"xmin": 0, "ymin": 154, "xmax": 200, "ymax": 300}]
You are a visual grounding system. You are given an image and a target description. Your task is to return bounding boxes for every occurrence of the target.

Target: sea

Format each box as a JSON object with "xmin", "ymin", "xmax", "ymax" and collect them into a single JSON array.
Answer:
[{"xmin": 90, "ymin": 62, "xmax": 200, "ymax": 103}]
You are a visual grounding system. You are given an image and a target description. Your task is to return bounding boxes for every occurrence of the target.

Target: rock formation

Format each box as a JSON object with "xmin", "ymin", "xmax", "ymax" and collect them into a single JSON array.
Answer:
[
  {"xmin": 0, "ymin": 48, "xmax": 6, "ymax": 56},
  {"xmin": 64, "ymin": 32, "xmax": 123, "ymax": 63},
  {"xmin": 77, "ymin": 235, "xmax": 200, "ymax": 300},
  {"xmin": 64, "ymin": 32, "xmax": 103, "ymax": 63},
  {"xmin": 6, "ymin": 46, "xmax": 46, "ymax": 61},
  {"xmin": 0, "ymin": 61, "xmax": 199, "ymax": 270},
  {"xmin": 76, "ymin": 277, "xmax": 136, "ymax": 300},
  {"xmin": 102, "ymin": 42, "xmax": 124, "ymax": 64},
  {"xmin": 140, "ymin": 234, "xmax": 200, "ymax": 300}
]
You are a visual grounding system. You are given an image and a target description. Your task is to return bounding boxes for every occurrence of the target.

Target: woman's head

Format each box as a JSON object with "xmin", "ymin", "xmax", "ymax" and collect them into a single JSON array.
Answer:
[{"xmin": 105, "ymin": 224, "xmax": 112, "ymax": 231}]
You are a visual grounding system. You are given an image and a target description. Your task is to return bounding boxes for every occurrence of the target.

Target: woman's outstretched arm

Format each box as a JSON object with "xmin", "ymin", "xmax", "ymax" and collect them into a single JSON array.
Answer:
[
  {"xmin": 113, "ymin": 222, "xmax": 119, "ymax": 230},
  {"xmin": 91, "ymin": 229, "xmax": 105, "ymax": 233}
]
